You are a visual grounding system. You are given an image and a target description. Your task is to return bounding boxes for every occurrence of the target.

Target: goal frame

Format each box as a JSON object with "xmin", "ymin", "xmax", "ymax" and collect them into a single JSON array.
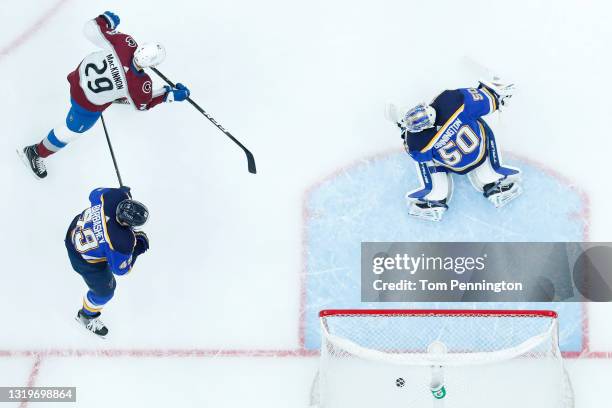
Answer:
[
  {"xmin": 320, "ymin": 309, "xmax": 558, "ymax": 318},
  {"xmin": 314, "ymin": 308, "xmax": 573, "ymax": 407},
  {"xmin": 318, "ymin": 308, "xmax": 563, "ymax": 365}
]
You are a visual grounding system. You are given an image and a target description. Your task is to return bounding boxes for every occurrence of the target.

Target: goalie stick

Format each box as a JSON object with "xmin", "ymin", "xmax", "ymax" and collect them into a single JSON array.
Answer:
[{"xmin": 150, "ymin": 67, "xmax": 257, "ymax": 175}]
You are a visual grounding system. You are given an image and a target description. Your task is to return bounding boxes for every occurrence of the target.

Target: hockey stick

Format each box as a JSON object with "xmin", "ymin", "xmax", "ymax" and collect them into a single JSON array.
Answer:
[
  {"xmin": 150, "ymin": 67, "xmax": 257, "ymax": 174},
  {"xmin": 100, "ymin": 114, "xmax": 124, "ymax": 187}
]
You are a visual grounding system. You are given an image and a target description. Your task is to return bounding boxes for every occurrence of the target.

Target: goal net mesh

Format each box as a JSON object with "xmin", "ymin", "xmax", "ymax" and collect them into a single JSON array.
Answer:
[{"xmin": 312, "ymin": 310, "xmax": 574, "ymax": 408}]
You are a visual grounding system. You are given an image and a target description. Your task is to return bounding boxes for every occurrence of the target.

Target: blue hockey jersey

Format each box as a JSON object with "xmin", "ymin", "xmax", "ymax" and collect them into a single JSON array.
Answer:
[
  {"xmin": 67, "ymin": 187, "xmax": 138, "ymax": 275},
  {"xmin": 405, "ymin": 87, "xmax": 499, "ymax": 174}
]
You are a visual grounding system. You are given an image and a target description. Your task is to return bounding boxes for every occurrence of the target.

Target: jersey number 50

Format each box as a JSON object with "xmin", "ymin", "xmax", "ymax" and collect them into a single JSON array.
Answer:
[{"xmin": 438, "ymin": 126, "xmax": 480, "ymax": 167}]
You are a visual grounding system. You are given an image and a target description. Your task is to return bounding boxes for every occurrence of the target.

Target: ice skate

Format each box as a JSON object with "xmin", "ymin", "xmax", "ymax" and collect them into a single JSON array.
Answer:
[
  {"xmin": 406, "ymin": 196, "xmax": 448, "ymax": 222},
  {"xmin": 18, "ymin": 144, "xmax": 47, "ymax": 179},
  {"xmin": 484, "ymin": 180, "xmax": 522, "ymax": 208},
  {"xmin": 75, "ymin": 310, "xmax": 108, "ymax": 338}
]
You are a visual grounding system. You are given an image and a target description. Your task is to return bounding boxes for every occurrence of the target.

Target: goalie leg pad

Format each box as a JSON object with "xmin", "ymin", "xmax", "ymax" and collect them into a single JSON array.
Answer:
[
  {"xmin": 406, "ymin": 162, "xmax": 452, "ymax": 221},
  {"xmin": 482, "ymin": 119, "xmax": 520, "ymax": 177},
  {"xmin": 468, "ymin": 157, "xmax": 507, "ymax": 192},
  {"xmin": 469, "ymin": 120, "xmax": 521, "ymax": 192},
  {"xmin": 407, "ymin": 163, "xmax": 453, "ymax": 202}
]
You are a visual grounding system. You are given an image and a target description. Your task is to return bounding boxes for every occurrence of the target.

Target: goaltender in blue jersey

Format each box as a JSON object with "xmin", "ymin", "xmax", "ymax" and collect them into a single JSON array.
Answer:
[
  {"xmin": 386, "ymin": 78, "xmax": 522, "ymax": 222},
  {"xmin": 65, "ymin": 186, "xmax": 150, "ymax": 337}
]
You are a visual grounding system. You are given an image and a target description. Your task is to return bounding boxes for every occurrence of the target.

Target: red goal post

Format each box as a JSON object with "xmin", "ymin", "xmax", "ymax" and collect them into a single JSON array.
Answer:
[{"xmin": 319, "ymin": 309, "xmax": 558, "ymax": 318}]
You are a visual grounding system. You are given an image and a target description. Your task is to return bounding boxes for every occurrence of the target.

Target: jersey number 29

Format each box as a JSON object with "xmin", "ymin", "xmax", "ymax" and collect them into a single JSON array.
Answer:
[{"xmin": 84, "ymin": 60, "xmax": 113, "ymax": 94}]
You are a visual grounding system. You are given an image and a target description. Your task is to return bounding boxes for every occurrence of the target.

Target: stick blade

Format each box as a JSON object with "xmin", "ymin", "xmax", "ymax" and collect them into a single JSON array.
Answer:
[{"xmin": 245, "ymin": 150, "xmax": 257, "ymax": 174}]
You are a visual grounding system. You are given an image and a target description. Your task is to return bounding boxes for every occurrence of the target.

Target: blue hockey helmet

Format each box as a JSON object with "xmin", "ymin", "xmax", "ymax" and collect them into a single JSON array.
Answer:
[
  {"xmin": 402, "ymin": 103, "xmax": 436, "ymax": 133},
  {"xmin": 116, "ymin": 199, "xmax": 149, "ymax": 227}
]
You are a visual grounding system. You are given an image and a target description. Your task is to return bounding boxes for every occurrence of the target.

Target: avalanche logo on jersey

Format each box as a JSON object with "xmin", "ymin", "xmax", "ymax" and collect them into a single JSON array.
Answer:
[
  {"xmin": 125, "ymin": 36, "xmax": 137, "ymax": 48},
  {"xmin": 408, "ymin": 87, "xmax": 497, "ymax": 174}
]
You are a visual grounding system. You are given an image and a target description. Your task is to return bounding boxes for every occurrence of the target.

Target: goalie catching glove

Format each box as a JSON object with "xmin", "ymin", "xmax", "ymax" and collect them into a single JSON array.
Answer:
[{"xmin": 478, "ymin": 77, "xmax": 515, "ymax": 109}]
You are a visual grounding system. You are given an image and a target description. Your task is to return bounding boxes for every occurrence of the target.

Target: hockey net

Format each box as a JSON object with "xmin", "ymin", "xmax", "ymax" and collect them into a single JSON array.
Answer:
[{"xmin": 311, "ymin": 309, "xmax": 574, "ymax": 408}]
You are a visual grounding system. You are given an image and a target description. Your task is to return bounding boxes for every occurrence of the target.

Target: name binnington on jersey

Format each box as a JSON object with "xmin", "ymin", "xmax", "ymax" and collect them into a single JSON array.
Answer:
[{"xmin": 405, "ymin": 87, "xmax": 498, "ymax": 175}]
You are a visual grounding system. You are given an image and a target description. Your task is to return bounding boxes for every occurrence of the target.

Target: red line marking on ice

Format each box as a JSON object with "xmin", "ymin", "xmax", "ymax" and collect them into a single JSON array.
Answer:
[
  {"xmin": 505, "ymin": 152, "xmax": 591, "ymax": 242},
  {"xmin": 18, "ymin": 353, "xmax": 43, "ymax": 408},
  {"xmin": 505, "ymin": 152, "xmax": 593, "ymax": 355},
  {"xmin": 0, "ymin": 349, "xmax": 317, "ymax": 358},
  {"xmin": 0, "ymin": 0, "xmax": 72, "ymax": 61}
]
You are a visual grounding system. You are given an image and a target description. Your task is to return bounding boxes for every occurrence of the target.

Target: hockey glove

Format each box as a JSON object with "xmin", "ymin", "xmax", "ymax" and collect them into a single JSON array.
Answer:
[
  {"xmin": 134, "ymin": 231, "xmax": 150, "ymax": 256},
  {"xmin": 164, "ymin": 83, "xmax": 190, "ymax": 102},
  {"xmin": 101, "ymin": 11, "xmax": 120, "ymax": 30},
  {"xmin": 119, "ymin": 185, "xmax": 133, "ymax": 199},
  {"xmin": 479, "ymin": 77, "xmax": 515, "ymax": 109}
]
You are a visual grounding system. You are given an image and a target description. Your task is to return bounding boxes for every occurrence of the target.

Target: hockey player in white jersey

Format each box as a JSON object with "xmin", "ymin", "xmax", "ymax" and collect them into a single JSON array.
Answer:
[
  {"xmin": 18, "ymin": 11, "xmax": 190, "ymax": 179},
  {"xmin": 386, "ymin": 78, "xmax": 521, "ymax": 222}
]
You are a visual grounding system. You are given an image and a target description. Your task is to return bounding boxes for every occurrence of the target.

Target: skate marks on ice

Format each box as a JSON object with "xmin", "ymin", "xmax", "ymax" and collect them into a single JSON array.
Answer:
[
  {"xmin": 303, "ymin": 149, "xmax": 588, "ymax": 242},
  {"xmin": 301, "ymin": 149, "xmax": 589, "ymax": 352}
]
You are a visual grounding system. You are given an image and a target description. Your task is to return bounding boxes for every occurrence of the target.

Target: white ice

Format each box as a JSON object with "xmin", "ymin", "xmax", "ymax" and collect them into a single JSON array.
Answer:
[{"xmin": 0, "ymin": 0, "xmax": 611, "ymax": 407}]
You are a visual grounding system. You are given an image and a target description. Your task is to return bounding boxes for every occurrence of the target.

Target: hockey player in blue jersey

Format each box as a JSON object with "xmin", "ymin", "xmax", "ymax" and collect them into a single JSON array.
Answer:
[
  {"xmin": 386, "ymin": 78, "xmax": 521, "ymax": 221},
  {"xmin": 65, "ymin": 186, "xmax": 149, "ymax": 337}
]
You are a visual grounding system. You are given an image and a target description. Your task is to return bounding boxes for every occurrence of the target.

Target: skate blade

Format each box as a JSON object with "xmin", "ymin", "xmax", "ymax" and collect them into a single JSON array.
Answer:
[
  {"xmin": 16, "ymin": 148, "xmax": 44, "ymax": 181},
  {"xmin": 74, "ymin": 316, "xmax": 107, "ymax": 340},
  {"xmin": 408, "ymin": 206, "xmax": 445, "ymax": 222},
  {"xmin": 489, "ymin": 184, "xmax": 523, "ymax": 208}
]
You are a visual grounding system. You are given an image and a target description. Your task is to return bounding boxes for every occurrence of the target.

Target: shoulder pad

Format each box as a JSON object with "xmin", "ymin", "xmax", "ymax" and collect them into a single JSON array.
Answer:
[
  {"xmin": 106, "ymin": 220, "xmax": 136, "ymax": 254},
  {"xmin": 430, "ymin": 90, "xmax": 465, "ymax": 125},
  {"xmin": 102, "ymin": 188, "xmax": 131, "ymax": 212},
  {"xmin": 405, "ymin": 128, "xmax": 438, "ymax": 155}
]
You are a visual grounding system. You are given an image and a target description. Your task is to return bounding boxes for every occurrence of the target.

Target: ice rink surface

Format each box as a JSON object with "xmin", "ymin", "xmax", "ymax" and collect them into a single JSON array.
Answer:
[{"xmin": 1, "ymin": 0, "xmax": 611, "ymax": 407}]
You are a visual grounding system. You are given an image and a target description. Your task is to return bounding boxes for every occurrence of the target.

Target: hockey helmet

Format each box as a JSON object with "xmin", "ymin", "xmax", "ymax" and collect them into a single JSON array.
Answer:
[
  {"xmin": 116, "ymin": 199, "xmax": 149, "ymax": 227},
  {"xmin": 402, "ymin": 103, "xmax": 436, "ymax": 133},
  {"xmin": 133, "ymin": 42, "xmax": 166, "ymax": 69}
]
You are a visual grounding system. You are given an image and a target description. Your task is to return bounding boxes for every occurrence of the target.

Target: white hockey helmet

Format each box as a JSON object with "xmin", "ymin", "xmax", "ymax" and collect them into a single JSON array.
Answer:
[
  {"xmin": 133, "ymin": 42, "xmax": 166, "ymax": 69},
  {"xmin": 402, "ymin": 103, "xmax": 436, "ymax": 133}
]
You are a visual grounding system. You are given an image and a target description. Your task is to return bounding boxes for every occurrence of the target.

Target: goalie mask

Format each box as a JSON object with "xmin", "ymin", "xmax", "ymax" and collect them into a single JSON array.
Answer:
[{"xmin": 402, "ymin": 104, "xmax": 436, "ymax": 133}]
